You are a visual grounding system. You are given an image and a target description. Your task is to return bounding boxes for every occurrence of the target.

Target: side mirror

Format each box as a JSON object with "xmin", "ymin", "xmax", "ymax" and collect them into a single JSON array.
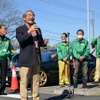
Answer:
[{"xmin": 51, "ymin": 54, "xmax": 57, "ymax": 61}]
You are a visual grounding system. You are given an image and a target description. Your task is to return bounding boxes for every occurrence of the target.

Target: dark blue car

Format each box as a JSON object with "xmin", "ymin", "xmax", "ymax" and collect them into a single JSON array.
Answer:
[{"xmin": 7, "ymin": 49, "xmax": 96, "ymax": 86}]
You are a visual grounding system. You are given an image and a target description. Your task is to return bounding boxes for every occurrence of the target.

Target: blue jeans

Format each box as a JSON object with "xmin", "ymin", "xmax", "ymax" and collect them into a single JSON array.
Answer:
[{"xmin": 73, "ymin": 59, "xmax": 88, "ymax": 85}]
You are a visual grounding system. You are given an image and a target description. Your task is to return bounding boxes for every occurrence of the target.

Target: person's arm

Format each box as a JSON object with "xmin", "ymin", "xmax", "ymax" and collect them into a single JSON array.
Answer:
[
  {"xmin": 8, "ymin": 40, "xmax": 13, "ymax": 68},
  {"xmin": 91, "ymin": 38, "xmax": 97, "ymax": 48},
  {"xmin": 16, "ymin": 27, "xmax": 31, "ymax": 45},
  {"xmin": 83, "ymin": 41, "xmax": 90, "ymax": 58},
  {"xmin": 57, "ymin": 44, "xmax": 63, "ymax": 60},
  {"xmin": 72, "ymin": 41, "xmax": 80, "ymax": 59},
  {"xmin": 37, "ymin": 28, "xmax": 48, "ymax": 47}
]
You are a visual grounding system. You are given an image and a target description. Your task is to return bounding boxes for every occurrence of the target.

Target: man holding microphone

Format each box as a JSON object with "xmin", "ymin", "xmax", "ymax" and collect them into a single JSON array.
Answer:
[{"xmin": 16, "ymin": 10, "xmax": 48, "ymax": 100}]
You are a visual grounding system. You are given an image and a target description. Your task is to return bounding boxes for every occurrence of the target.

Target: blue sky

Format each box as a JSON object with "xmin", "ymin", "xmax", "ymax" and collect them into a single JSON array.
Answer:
[{"xmin": 13, "ymin": 0, "xmax": 100, "ymax": 46}]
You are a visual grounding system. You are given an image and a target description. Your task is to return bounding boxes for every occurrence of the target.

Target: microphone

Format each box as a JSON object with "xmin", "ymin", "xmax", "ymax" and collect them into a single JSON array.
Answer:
[
  {"xmin": 33, "ymin": 22, "xmax": 40, "ymax": 35},
  {"xmin": 67, "ymin": 32, "xmax": 70, "ymax": 37}
]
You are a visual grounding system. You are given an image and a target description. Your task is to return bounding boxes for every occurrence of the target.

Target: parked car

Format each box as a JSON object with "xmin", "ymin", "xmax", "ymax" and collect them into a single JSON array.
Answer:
[{"xmin": 7, "ymin": 49, "xmax": 96, "ymax": 87}]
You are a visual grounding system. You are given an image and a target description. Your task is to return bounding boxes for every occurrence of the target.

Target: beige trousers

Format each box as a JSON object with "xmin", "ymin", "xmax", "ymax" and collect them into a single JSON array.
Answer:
[
  {"xmin": 94, "ymin": 58, "xmax": 100, "ymax": 82},
  {"xmin": 20, "ymin": 61, "xmax": 40, "ymax": 100}
]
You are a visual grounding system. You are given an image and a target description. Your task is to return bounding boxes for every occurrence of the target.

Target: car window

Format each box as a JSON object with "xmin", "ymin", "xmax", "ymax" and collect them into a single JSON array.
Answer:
[
  {"xmin": 12, "ymin": 50, "xmax": 57, "ymax": 63},
  {"xmin": 87, "ymin": 54, "xmax": 92, "ymax": 60},
  {"xmin": 13, "ymin": 54, "xmax": 19, "ymax": 62},
  {"xmin": 41, "ymin": 49, "xmax": 57, "ymax": 62}
]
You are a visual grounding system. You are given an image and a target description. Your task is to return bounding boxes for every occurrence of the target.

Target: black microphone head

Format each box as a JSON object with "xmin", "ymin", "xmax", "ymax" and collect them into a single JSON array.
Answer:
[
  {"xmin": 33, "ymin": 21, "xmax": 36, "ymax": 24},
  {"xmin": 67, "ymin": 32, "xmax": 70, "ymax": 36}
]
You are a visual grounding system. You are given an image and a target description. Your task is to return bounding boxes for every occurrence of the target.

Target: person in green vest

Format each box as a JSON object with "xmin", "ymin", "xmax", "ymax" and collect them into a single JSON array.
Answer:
[
  {"xmin": 72, "ymin": 29, "xmax": 90, "ymax": 88},
  {"xmin": 0, "ymin": 24, "xmax": 13, "ymax": 95},
  {"xmin": 57, "ymin": 33, "xmax": 72, "ymax": 87},
  {"xmin": 91, "ymin": 36, "xmax": 100, "ymax": 84}
]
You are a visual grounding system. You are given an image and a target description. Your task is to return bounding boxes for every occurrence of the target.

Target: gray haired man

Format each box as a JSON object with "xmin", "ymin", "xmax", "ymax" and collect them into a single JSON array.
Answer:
[{"xmin": 16, "ymin": 10, "xmax": 48, "ymax": 100}]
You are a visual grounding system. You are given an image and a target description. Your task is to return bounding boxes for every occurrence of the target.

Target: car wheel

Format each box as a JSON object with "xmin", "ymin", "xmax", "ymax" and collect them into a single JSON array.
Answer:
[
  {"xmin": 39, "ymin": 69, "xmax": 48, "ymax": 87},
  {"xmin": 89, "ymin": 68, "xmax": 95, "ymax": 82}
]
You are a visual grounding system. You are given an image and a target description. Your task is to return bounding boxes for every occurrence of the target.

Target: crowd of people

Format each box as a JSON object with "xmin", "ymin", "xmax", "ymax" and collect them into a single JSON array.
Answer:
[
  {"xmin": 0, "ymin": 10, "xmax": 100, "ymax": 100},
  {"xmin": 57, "ymin": 29, "xmax": 100, "ymax": 89}
]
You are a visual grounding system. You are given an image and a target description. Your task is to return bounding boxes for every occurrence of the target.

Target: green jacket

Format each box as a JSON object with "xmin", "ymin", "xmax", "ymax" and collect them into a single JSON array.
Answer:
[
  {"xmin": 91, "ymin": 37, "xmax": 100, "ymax": 58},
  {"xmin": 72, "ymin": 38, "xmax": 90, "ymax": 59},
  {"xmin": 0, "ymin": 36, "xmax": 12, "ymax": 60},
  {"xmin": 57, "ymin": 42, "xmax": 72, "ymax": 60}
]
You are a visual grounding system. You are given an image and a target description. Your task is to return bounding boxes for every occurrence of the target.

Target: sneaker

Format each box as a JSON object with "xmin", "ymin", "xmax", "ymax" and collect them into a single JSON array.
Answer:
[
  {"xmin": 92, "ymin": 81, "xmax": 99, "ymax": 84},
  {"xmin": 64, "ymin": 84, "xmax": 70, "ymax": 86},
  {"xmin": 74, "ymin": 84, "xmax": 78, "ymax": 88},
  {"xmin": 60, "ymin": 85, "xmax": 65, "ymax": 88},
  {"xmin": 0, "ymin": 92, "xmax": 7, "ymax": 95},
  {"xmin": 82, "ymin": 84, "xmax": 87, "ymax": 88},
  {"xmin": 98, "ymin": 85, "xmax": 100, "ymax": 88}
]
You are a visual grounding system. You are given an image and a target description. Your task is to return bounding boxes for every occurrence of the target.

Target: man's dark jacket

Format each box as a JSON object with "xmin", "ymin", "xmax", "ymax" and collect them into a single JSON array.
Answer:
[{"xmin": 16, "ymin": 24, "xmax": 45, "ymax": 67}]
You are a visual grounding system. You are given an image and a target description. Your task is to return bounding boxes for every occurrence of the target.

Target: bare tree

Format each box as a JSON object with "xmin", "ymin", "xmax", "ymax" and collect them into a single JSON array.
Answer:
[{"xmin": 0, "ymin": 0, "xmax": 23, "ymax": 49}]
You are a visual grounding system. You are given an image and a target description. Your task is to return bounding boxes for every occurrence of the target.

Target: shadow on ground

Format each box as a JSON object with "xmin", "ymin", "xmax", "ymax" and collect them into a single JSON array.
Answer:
[{"xmin": 45, "ymin": 89, "xmax": 74, "ymax": 100}]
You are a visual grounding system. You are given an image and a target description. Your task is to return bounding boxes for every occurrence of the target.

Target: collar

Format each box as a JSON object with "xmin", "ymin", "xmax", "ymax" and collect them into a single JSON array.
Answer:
[
  {"xmin": 25, "ymin": 23, "xmax": 31, "ymax": 29},
  {"xmin": 0, "ymin": 36, "xmax": 6, "ymax": 41},
  {"xmin": 77, "ymin": 38, "xmax": 85, "ymax": 43},
  {"xmin": 61, "ymin": 41, "xmax": 68, "ymax": 46}
]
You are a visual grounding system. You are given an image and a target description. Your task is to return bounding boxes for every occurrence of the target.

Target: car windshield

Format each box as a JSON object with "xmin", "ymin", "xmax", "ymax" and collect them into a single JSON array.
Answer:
[
  {"xmin": 12, "ymin": 49, "xmax": 57, "ymax": 63},
  {"xmin": 41, "ymin": 49, "xmax": 57, "ymax": 62}
]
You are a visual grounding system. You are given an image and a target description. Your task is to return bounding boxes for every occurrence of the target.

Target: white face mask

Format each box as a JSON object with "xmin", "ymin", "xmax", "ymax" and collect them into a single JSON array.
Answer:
[
  {"xmin": 77, "ymin": 35, "xmax": 83, "ymax": 39},
  {"xmin": 62, "ymin": 39, "xmax": 66, "ymax": 42}
]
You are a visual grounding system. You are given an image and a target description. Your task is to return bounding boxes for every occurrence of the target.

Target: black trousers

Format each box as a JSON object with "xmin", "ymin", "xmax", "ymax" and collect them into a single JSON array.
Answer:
[{"xmin": 0, "ymin": 59, "xmax": 7, "ymax": 92}]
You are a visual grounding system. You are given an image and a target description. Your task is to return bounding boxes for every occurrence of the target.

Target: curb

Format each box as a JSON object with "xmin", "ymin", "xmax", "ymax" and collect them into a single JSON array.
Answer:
[
  {"xmin": 54, "ymin": 88, "xmax": 100, "ymax": 96},
  {"xmin": 40, "ymin": 85, "xmax": 100, "ymax": 96}
]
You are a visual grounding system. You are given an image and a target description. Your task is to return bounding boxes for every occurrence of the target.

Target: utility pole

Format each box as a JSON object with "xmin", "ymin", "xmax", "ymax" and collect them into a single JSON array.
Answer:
[
  {"xmin": 87, "ymin": 0, "xmax": 90, "ymax": 43},
  {"xmin": 92, "ymin": 11, "xmax": 95, "ymax": 39}
]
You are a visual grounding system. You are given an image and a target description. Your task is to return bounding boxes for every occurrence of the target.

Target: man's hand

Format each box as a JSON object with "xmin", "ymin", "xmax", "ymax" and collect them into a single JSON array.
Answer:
[
  {"xmin": 28, "ymin": 24, "xmax": 38, "ymax": 34},
  {"xmin": 10, "ymin": 61, "xmax": 14, "ymax": 69},
  {"xmin": 43, "ymin": 39, "xmax": 49, "ymax": 45},
  {"xmin": 63, "ymin": 58, "xmax": 67, "ymax": 62},
  {"xmin": 79, "ymin": 56, "xmax": 84, "ymax": 62}
]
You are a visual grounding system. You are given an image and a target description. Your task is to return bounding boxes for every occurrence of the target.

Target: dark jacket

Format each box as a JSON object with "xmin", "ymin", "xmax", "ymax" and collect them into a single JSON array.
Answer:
[{"xmin": 16, "ymin": 24, "xmax": 45, "ymax": 67}]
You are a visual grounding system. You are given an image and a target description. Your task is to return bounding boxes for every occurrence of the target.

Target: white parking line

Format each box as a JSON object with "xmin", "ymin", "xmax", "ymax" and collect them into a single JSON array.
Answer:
[{"xmin": 0, "ymin": 94, "xmax": 32, "ymax": 99}]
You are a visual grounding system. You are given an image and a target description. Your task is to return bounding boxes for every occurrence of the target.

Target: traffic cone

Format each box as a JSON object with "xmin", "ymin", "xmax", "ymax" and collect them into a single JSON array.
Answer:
[{"xmin": 10, "ymin": 66, "xmax": 19, "ymax": 90}]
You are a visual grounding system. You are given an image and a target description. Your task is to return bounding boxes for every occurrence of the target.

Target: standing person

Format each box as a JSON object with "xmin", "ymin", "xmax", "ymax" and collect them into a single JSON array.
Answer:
[
  {"xmin": 72, "ymin": 29, "xmax": 90, "ymax": 88},
  {"xmin": 57, "ymin": 33, "xmax": 72, "ymax": 87},
  {"xmin": 16, "ymin": 10, "xmax": 48, "ymax": 100},
  {"xmin": 0, "ymin": 24, "xmax": 13, "ymax": 95},
  {"xmin": 91, "ymin": 36, "xmax": 100, "ymax": 83}
]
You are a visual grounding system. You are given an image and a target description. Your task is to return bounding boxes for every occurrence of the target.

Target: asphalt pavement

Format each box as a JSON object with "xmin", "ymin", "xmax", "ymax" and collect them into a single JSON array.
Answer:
[
  {"xmin": 0, "ymin": 82, "xmax": 100, "ymax": 100},
  {"xmin": 0, "ymin": 93, "xmax": 100, "ymax": 100},
  {"xmin": 39, "ymin": 83, "xmax": 100, "ymax": 96}
]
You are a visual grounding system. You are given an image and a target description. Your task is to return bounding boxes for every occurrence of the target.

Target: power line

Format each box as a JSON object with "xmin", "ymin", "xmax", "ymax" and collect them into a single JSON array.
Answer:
[
  {"xmin": 13, "ymin": 2, "xmax": 87, "ymax": 25},
  {"xmin": 14, "ymin": 2, "xmax": 87, "ymax": 21},
  {"xmin": 41, "ymin": 0, "xmax": 87, "ymax": 12},
  {"xmin": 42, "ymin": 29, "xmax": 76, "ymax": 38}
]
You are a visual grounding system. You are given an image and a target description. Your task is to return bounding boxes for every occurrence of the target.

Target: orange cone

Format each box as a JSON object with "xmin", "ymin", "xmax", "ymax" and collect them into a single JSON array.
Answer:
[{"xmin": 10, "ymin": 66, "xmax": 19, "ymax": 90}]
